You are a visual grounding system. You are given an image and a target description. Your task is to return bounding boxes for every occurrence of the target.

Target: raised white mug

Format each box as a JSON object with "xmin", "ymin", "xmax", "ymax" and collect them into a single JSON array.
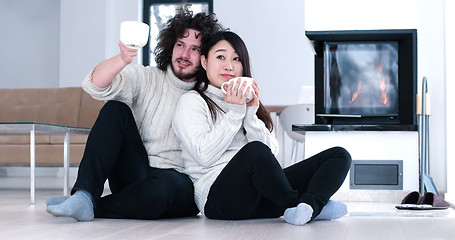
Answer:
[
  {"xmin": 120, "ymin": 21, "xmax": 150, "ymax": 49},
  {"xmin": 221, "ymin": 77, "xmax": 255, "ymax": 103}
]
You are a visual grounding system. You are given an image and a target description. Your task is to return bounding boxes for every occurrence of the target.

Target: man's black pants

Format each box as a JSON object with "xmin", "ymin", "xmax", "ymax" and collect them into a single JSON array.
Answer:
[{"xmin": 72, "ymin": 101, "xmax": 199, "ymax": 219}]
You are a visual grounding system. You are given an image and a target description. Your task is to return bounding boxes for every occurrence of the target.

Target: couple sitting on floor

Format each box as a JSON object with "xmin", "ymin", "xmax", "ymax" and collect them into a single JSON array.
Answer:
[{"xmin": 46, "ymin": 6, "xmax": 351, "ymax": 226}]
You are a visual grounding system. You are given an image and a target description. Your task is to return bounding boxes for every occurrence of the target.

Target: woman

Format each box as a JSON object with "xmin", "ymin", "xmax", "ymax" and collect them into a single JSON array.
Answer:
[{"xmin": 172, "ymin": 31, "xmax": 352, "ymax": 225}]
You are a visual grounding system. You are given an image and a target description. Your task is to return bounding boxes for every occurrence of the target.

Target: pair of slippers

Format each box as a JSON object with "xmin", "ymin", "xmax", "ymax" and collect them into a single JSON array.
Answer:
[{"xmin": 395, "ymin": 191, "xmax": 451, "ymax": 210}]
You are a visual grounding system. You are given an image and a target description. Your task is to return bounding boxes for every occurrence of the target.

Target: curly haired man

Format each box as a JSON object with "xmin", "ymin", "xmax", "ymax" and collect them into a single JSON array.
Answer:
[{"xmin": 46, "ymin": 6, "xmax": 223, "ymax": 221}]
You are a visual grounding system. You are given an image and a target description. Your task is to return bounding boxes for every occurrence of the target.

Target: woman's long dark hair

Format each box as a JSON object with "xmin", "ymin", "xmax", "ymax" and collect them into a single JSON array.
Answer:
[{"xmin": 193, "ymin": 31, "xmax": 274, "ymax": 132}]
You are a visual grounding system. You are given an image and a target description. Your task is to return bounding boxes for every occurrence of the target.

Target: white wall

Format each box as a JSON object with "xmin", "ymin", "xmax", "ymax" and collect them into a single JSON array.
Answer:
[
  {"xmin": 104, "ymin": 0, "xmax": 142, "ymax": 64},
  {"xmin": 59, "ymin": 0, "xmax": 141, "ymax": 88},
  {"xmin": 59, "ymin": 1, "xmax": 107, "ymax": 87},
  {"xmin": 305, "ymin": 0, "xmax": 447, "ymax": 192},
  {"xmin": 0, "ymin": 0, "xmax": 60, "ymax": 88},
  {"xmin": 445, "ymin": 0, "xmax": 454, "ymax": 202}
]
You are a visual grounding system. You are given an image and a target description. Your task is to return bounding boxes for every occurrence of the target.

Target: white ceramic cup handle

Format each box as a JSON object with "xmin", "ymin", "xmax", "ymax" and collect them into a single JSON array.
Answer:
[{"xmin": 221, "ymin": 82, "xmax": 230, "ymax": 94}]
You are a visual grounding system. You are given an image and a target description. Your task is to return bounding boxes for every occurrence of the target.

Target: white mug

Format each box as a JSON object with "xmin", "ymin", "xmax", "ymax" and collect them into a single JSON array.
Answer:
[
  {"xmin": 120, "ymin": 21, "xmax": 150, "ymax": 49},
  {"xmin": 221, "ymin": 77, "xmax": 255, "ymax": 103}
]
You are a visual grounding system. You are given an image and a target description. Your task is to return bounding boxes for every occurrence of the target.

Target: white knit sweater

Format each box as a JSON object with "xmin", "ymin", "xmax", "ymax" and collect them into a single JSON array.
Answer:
[
  {"xmin": 82, "ymin": 65, "xmax": 195, "ymax": 173},
  {"xmin": 172, "ymin": 84, "xmax": 279, "ymax": 215}
]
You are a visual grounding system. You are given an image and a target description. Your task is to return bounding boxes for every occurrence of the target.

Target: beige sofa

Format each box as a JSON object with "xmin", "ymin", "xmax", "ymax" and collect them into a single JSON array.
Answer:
[{"xmin": 0, "ymin": 87, "xmax": 104, "ymax": 167}]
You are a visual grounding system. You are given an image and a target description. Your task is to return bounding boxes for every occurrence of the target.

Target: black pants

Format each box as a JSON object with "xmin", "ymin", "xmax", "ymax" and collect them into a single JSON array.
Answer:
[
  {"xmin": 204, "ymin": 141, "xmax": 351, "ymax": 220},
  {"xmin": 72, "ymin": 101, "xmax": 199, "ymax": 219}
]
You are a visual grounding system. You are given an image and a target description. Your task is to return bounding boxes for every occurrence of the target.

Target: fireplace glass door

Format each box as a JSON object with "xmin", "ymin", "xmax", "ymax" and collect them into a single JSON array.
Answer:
[{"xmin": 324, "ymin": 42, "xmax": 399, "ymax": 117}]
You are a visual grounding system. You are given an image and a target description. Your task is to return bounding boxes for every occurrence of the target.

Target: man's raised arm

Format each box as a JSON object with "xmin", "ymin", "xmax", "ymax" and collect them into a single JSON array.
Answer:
[{"xmin": 91, "ymin": 42, "xmax": 138, "ymax": 88}]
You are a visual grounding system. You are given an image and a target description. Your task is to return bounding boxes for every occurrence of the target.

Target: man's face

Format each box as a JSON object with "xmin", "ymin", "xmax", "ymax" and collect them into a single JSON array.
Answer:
[{"xmin": 171, "ymin": 29, "xmax": 202, "ymax": 82}]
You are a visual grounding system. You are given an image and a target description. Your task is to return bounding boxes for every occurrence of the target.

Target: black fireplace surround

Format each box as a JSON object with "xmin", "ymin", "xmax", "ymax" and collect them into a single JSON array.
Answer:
[{"xmin": 304, "ymin": 29, "xmax": 417, "ymax": 131}]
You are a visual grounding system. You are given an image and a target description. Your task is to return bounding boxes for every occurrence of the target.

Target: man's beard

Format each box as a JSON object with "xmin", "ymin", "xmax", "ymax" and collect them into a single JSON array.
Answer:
[{"xmin": 173, "ymin": 66, "xmax": 197, "ymax": 81}]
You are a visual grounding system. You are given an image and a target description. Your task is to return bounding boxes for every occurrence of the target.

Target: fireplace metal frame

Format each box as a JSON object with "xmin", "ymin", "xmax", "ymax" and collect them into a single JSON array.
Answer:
[{"xmin": 306, "ymin": 29, "xmax": 417, "ymax": 130}]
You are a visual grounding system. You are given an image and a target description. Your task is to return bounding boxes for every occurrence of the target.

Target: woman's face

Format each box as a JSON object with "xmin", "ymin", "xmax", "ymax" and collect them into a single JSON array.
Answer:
[{"xmin": 201, "ymin": 40, "xmax": 243, "ymax": 88}]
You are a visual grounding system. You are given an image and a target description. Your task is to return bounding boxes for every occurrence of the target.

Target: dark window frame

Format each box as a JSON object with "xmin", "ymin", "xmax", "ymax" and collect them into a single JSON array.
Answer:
[{"xmin": 142, "ymin": 0, "xmax": 213, "ymax": 66}]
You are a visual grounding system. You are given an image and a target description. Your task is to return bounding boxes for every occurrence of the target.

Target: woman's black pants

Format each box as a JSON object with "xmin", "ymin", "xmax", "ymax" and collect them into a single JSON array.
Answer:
[
  {"xmin": 204, "ymin": 141, "xmax": 351, "ymax": 220},
  {"xmin": 72, "ymin": 101, "xmax": 199, "ymax": 219}
]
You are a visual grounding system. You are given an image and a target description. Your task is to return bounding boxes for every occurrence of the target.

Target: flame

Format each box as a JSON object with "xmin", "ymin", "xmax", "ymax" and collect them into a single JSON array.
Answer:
[
  {"xmin": 346, "ymin": 63, "xmax": 391, "ymax": 106},
  {"xmin": 378, "ymin": 64, "xmax": 389, "ymax": 105},
  {"xmin": 349, "ymin": 81, "xmax": 362, "ymax": 104},
  {"xmin": 379, "ymin": 76, "xmax": 389, "ymax": 105}
]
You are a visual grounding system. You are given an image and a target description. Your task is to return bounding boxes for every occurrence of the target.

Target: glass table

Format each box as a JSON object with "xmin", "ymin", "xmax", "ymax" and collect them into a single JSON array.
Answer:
[{"xmin": 0, "ymin": 122, "xmax": 90, "ymax": 204}]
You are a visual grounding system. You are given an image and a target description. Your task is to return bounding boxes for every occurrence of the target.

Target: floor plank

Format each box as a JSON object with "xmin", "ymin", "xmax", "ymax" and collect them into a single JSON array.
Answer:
[{"xmin": 0, "ymin": 189, "xmax": 454, "ymax": 240}]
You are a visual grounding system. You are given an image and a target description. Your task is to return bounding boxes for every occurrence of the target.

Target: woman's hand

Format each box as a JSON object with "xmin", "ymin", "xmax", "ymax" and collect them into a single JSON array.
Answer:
[
  {"xmin": 246, "ymin": 79, "xmax": 260, "ymax": 107},
  {"xmin": 119, "ymin": 41, "xmax": 138, "ymax": 65},
  {"xmin": 224, "ymin": 78, "xmax": 249, "ymax": 105}
]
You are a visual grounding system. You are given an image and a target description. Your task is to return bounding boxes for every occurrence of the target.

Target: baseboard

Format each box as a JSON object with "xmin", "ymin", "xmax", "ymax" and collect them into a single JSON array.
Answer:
[{"xmin": 332, "ymin": 190, "xmax": 411, "ymax": 203}]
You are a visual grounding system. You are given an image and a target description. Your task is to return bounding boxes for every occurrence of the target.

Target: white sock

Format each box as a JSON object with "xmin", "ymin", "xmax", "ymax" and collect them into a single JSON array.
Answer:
[
  {"xmin": 314, "ymin": 200, "xmax": 348, "ymax": 220},
  {"xmin": 46, "ymin": 190, "xmax": 94, "ymax": 221},
  {"xmin": 283, "ymin": 203, "xmax": 313, "ymax": 226},
  {"xmin": 46, "ymin": 195, "xmax": 70, "ymax": 207}
]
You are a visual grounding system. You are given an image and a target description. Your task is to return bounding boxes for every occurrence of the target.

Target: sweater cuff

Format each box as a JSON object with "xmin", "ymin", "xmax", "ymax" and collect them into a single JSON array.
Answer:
[
  {"xmin": 82, "ymin": 68, "xmax": 113, "ymax": 97},
  {"xmin": 245, "ymin": 106, "xmax": 259, "ymax": 120},
  {"xmin": 224, "ymin": 102, "xmax": 246, "ymax": 120}
]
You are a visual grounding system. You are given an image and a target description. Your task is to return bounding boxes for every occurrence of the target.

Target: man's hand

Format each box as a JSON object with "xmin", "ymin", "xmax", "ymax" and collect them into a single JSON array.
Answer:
[
  {"xmin": 119, "ymin": 41, "xmax": 138, "ymax": 65},
  {"xmin": 91, "ymin": 42, "xmax": 138, "ymax": 88}
]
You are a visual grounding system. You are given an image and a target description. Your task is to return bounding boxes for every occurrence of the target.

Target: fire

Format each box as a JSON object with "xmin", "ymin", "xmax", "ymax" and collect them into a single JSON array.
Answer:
[
  {"xmin": 349, "ymin": 81, "xmax": 362, "ymax": 104},
  {"xmin": 378, "ymin": 64, "xmax": 389, "ymax": 105},
  {"xmin": 379, "ymin": 76, "xmax": 389, "ymax": 105},
  {"xmin": 347, "ymin": 63, "xmax": 391, "ymax": 106}
]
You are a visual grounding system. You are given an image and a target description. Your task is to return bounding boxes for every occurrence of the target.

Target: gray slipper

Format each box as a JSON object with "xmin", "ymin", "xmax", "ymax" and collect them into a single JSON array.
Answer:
[
  {"xmin": 418, "ymin": 192, "xmax": 450, "ymax": 209},
  {"xmin": 396, "ymin": 191, "xmax": 422, "ymax": 210},
  {"xmin": 396, "ymin": 191, "xmax": 450, "ymax": 210},
  {"xmin": 401, "ymin": 191, "xmax": 421, "ymax": 204}
]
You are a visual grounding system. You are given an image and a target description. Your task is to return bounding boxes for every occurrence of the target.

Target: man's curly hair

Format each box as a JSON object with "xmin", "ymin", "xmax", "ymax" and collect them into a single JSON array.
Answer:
[{"xmin": 154, "ymin": 5, "xmax": 223, "ymax": 71}]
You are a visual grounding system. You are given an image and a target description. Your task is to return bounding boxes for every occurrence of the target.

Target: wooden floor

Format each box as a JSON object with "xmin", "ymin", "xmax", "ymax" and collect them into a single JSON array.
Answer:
[{"xmin": 1, "ymin": 189, "xmax": 455, "ymax": 240}]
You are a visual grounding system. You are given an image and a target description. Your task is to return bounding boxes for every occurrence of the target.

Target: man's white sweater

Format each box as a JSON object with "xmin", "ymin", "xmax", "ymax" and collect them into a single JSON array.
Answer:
[
  {"xmin": 82, "ymin": 65, "xmax": 195, "ymax": 173},
  {"xmin": 172, "ymin": 84, "xmax": 279, "ymax": 215}
]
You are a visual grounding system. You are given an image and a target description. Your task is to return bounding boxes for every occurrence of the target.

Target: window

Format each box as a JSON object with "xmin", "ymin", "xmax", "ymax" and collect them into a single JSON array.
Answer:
[{"xmin": 142, "ymin": 0, "xmax": 213, "ymax": 66}]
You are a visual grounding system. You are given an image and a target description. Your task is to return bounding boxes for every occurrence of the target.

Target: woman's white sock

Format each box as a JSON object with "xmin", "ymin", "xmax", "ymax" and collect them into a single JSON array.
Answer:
[
  {"xmin": 314, "ymin": 200, "xmax": 348, "ymax": 220},
  {"xmin": 283, "ymin": 203, "xmax": 313, "ymax": 226}
]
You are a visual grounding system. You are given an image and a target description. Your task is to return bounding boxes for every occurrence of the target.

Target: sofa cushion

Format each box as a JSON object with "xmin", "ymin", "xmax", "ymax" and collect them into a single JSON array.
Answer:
[
  {"xmin": 0, "ymin": 87, "xmax": 103, "ymax": 167},
  {"xmin": 0, "ymin": 88, "xmax": 82, "ymax": 127},
  {"xmin": 0, "ymin": 135, "xmax": 51, "ymax": 144},
  {"xmin": 0, "ymin": 144, "xmax": 85, "ymax": 166},
  {"xmin": 50, "ymin": 135, "xmax": 88, "ymax": 144},
  {"xmin": 78, "ymin": 90, "xmax": 104, "ymax": 128}
]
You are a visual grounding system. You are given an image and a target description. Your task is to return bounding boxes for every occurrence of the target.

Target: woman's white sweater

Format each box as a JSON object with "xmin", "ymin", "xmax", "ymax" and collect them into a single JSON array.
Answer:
[{"xmin": 172, "ymin": 84, "xmax": 279, "ymax": 215}]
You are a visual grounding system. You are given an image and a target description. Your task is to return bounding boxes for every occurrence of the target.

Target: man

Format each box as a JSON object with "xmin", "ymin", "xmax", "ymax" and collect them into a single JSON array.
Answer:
[{"xmin": 46, "ymin": 6, "xmax": 223, "ymax": 221}]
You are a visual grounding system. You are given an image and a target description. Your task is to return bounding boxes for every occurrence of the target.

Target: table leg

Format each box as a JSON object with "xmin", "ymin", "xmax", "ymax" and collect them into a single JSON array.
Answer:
[
  {"xmin": 64, "ymin": 132, "xmax": 69, "ymax": 196},
  {"xmin": 273, "ymin": 113, "xmax": 285, "ymax": 167},
  {"xmin": 30, "ymin": 127, "xmax": 36, "ymax": 205},
  {"xmin": 277, "ymin": 117, "xmax": 285, "ymax": 166}
]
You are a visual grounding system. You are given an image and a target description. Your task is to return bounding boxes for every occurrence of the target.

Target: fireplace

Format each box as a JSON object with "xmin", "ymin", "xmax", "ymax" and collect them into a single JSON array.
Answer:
[{"xmin": 306, "ymin": 29, "xmax": 417, "ymax": 131}]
